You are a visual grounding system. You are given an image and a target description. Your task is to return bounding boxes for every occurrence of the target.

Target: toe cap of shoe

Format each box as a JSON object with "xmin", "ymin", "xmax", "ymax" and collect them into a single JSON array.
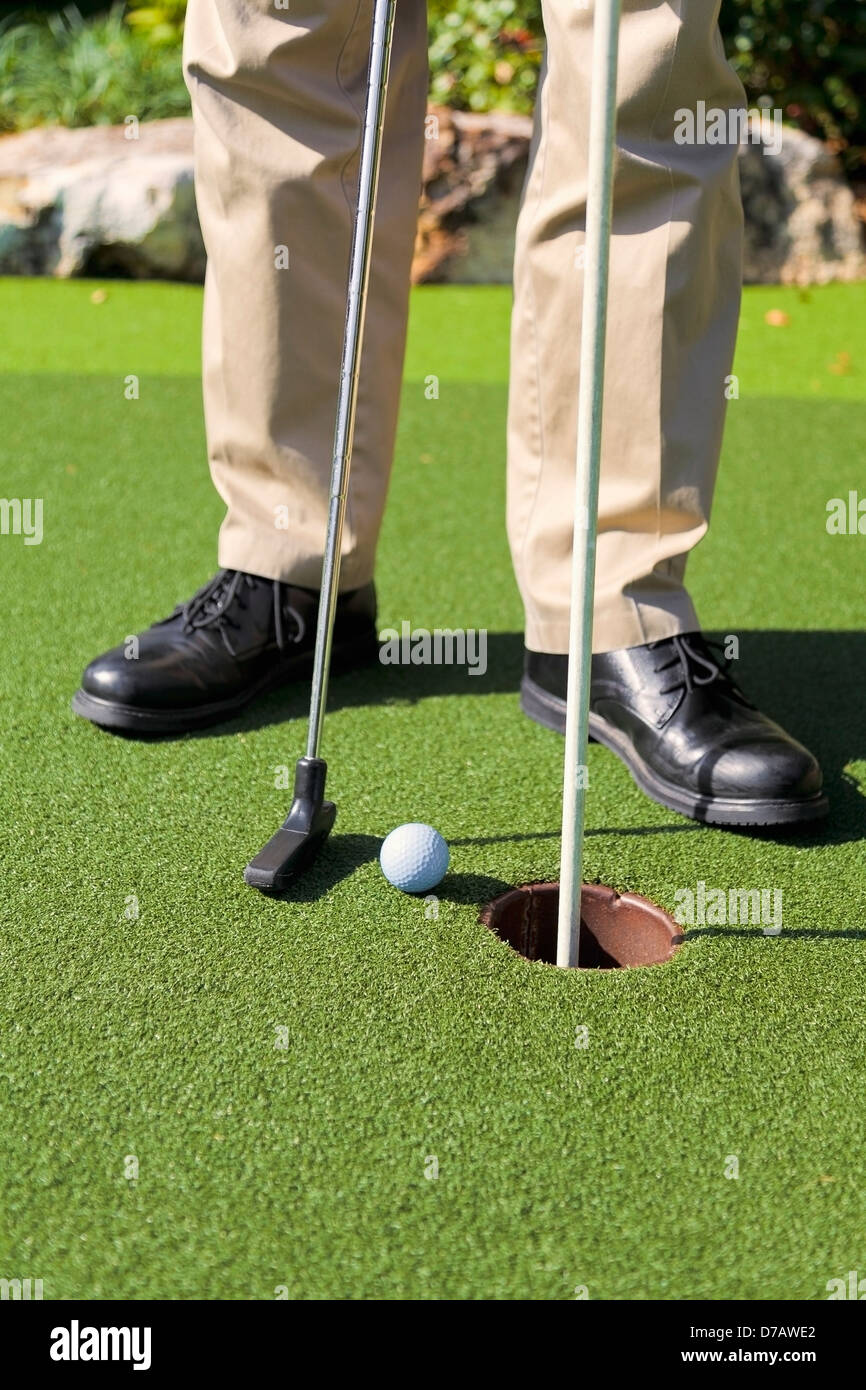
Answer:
[
  {"xmin": 697, "ymin": 735, "xmax": 823, "ymax": 801},
  {"xmin": 80, "ymin": 647, "xmax": 142, "ymax": 703}
]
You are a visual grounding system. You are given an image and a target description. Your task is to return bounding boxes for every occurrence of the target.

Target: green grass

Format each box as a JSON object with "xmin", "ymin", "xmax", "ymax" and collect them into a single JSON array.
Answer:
[{"xmin": 1, "ymin": 278, "xmax": 866, "ymax": 1301}]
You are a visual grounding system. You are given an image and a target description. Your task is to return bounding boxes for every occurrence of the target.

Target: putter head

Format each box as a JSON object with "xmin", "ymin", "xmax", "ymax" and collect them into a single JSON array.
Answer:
[{"xmin": 244, "ymin": 756, "xmax": 336, "ymax": 893}]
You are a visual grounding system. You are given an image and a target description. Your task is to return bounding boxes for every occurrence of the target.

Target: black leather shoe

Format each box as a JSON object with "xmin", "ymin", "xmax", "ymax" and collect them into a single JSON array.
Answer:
[
  {"xmin": 522, "ymin": 633, "xmax": 828, "ymax": 827},
  {"xmin": 72, "ymin": 570, "xmax": 378, "ymax": 734}
]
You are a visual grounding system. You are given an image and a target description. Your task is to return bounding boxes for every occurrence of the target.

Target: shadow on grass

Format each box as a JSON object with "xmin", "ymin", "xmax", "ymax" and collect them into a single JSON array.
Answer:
[
  {"xmin": 435, "ymin": 872, "xmax": 516, "ymax": 905},
  {"xmin": 683, "ymin": 926, "xmax": 866, "ymax": 942},
  {"xmin": 251, "ymin": 839, "xmax": 515, "ymax": 909},
  {"xmin": 212, "ymin": 628, "xmax": 866, "ymax": 820},
  {"xmin": 87, "ymin": 627, "xmax": 866, "ymax": 848},
  {"xmin": 449, "ymin": 824, "xmax": 704, "ymax": 847},
  {"xmin": 703, "ymin": 629, "xmax": 866, "ymax": 847},
  {"xmin": 196, "ymin": 630, "xmax": 526, "ymax": 735},
  {"xmin": 254, "ymin": 832, "xmax": 381, "ymax": 900}
]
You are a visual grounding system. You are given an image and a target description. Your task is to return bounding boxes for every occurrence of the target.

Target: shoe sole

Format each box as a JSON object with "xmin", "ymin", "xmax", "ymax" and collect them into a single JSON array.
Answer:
[
  {"xmin": 520, "ymin": 674, "xmax": 829, "ymax": 828},
  {"xmin": 72, "ymin": 634, "xmax": 380, "ymax": 735}
]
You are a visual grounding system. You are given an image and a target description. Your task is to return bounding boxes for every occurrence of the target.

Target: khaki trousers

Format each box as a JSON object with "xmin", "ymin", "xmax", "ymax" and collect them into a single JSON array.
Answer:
[{"xmin": 184, "ymin": 0, "xmax": 745, "ymax": 654}]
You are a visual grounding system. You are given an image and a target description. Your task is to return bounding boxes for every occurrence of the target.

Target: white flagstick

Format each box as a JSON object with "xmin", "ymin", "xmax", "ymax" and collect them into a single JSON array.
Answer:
[{"xmin": 556, "ymin": 0, "xmax": 622, "ymax": 969}]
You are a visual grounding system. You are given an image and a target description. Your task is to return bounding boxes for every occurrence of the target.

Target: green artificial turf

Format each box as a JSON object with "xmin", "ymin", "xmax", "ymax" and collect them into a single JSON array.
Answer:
[{"xmin": 1, "ymin": 277, "xmax": 866, "ymax": 1301}]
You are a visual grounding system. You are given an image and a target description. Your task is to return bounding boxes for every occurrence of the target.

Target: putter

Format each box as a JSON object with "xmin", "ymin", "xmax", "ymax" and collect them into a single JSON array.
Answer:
[
  {"xmin": 556, "ymin": 0, "xmax": 622, "ymax": 966},
  {"xmin": 244, "ymin": 0, "xmax": 397, "ymax": 892}
]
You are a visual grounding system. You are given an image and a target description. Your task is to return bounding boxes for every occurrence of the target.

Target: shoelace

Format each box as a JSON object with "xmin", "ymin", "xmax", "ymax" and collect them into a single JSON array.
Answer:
[
  {"xmin": 649, "ymin": 634, "xmax": 749, "ymax": 704},
  {"xmin": 181, "ymin": 570, "xmax": 305, "ymax": 657}
]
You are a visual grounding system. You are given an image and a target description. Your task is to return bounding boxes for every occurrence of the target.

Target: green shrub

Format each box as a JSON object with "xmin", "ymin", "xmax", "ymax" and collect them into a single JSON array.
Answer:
[
  {"xmin": 0, "ymin": 4, "xmax": 190, "ymax": 132},
  {"xmin": 124, "ymin": 0, "xmax": 185, "ymax": 46},
  {"xmin": 427, "ymin": 0, "xmax": 864, "ymax": 170},
  {"xmin": 428, "ymin": 0, "xmax": 541, "ymax": 114},
  {"xmin": 720, "ymin": 1, "xmax": 864, "ymax": 171},
  {"xmin": 1, "ymin": 2, "xmax": 863, "ymax": 172}
]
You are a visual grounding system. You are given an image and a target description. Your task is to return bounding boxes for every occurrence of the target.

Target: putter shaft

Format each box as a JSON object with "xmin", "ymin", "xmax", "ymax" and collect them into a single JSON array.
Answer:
[
  {"xmin": 307, "ymin": 0, "xmax": 397, "ymax": 760},
  {"xmin": 245, "ymin": 0, "xmax": 397, "ymax": 891}
]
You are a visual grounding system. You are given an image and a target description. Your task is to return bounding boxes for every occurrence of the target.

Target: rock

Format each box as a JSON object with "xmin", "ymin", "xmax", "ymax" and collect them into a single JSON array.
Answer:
[
  {"xmin": 413, "ymin": 107, "xmax": 532, "ymax": 284},
  {"xmin": 0, "ymin": 112, "xmax": 862, "ymax": 286},
  {"xmin": 417, "ymin": 108, "xmax": 865, "ymax": 286},
  {"xmin": 739, "ymin": 119, "xmax": 865, "ymax": 285},
  {"xmin": 0, "ymin": 119, "xmax": 204, "ymax": 281}
]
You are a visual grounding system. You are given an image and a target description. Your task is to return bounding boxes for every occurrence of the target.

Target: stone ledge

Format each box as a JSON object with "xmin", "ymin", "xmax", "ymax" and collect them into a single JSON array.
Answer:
[{"xmin": 0, "ymin": 112, "xmax": 862, "ymax": 285}]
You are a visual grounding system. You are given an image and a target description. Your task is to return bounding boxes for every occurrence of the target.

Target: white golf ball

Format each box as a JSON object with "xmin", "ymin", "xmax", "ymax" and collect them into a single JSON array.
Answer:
[{"xmin": 380, "ymin": 823, "xmax": 450, "ymax": 894}]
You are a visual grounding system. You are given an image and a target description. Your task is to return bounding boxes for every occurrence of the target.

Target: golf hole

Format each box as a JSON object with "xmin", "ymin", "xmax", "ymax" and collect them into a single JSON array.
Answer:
[{"xmin": 479, "ymin": 882, "xmax": 684, "ymax": 970}]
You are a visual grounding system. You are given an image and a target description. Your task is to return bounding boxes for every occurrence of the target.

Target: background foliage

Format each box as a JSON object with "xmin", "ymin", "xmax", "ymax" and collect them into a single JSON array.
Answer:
[
  {"xmin": 1, "ymin": 1, "xmax": 863, "ymax": 170},
  {"xmin": 0, "ymin": 5, "xmax": 189, "ymax": 130},
  {"xmin": 427, "ymin": 0, "xmax": 865, "ymax": 170}
]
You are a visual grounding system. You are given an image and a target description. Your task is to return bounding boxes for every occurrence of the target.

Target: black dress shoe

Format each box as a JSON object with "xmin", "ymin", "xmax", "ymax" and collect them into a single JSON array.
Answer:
[
  {"xmin": 522, "ymin": 632, "xmax": 828, "ymax": 827},
  {"xmin": 72, "ymin": 570, "xmax": 378, "ymax": 734}
]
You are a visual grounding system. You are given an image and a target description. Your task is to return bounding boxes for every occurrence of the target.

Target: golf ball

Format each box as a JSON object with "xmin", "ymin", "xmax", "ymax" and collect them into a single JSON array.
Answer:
[{"xmin": 380, "ymin": 823, "xmax": 450, "ymax": 894}]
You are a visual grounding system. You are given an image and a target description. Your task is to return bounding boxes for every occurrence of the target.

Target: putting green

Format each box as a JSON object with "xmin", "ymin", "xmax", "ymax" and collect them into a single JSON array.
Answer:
[{"xmin": 1, "ymin": 278, "xmax": 865, "ymax": 1300}]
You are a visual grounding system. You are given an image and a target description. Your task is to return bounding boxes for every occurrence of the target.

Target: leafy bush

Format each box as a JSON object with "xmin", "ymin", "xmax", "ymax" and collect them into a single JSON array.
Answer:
[
  {"xmin": 428, "ymin": 0, "xmax": 541, "ymax": 114},
  {"xmin": 720, "ymin": 1, "xmax": 864, "ymax": 171},
  {"xmin": 124, "ymin": 0, "xmax": 185, "ymax": 46},
  {"xmin": 0, "ymin": 4, "xmax": 189, "ymax": 132},
  {"xmin": 427, "ymin": 0, "xmax": 864, "ymax": 170}
]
